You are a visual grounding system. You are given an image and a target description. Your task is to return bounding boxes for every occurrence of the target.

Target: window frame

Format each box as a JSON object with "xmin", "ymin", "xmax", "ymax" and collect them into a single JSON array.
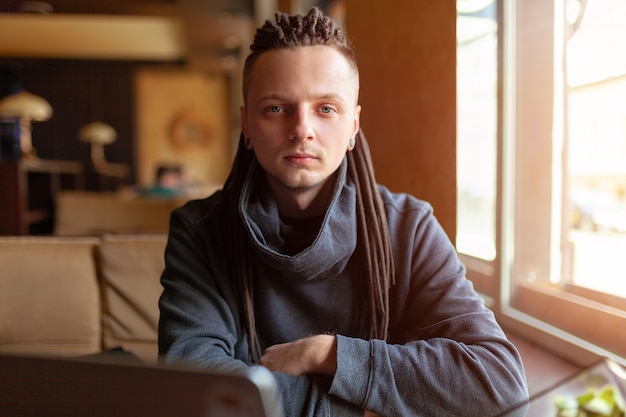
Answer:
[{"xmin": 459, "ymin": 0, "xmax": 626, "ymax": 366}]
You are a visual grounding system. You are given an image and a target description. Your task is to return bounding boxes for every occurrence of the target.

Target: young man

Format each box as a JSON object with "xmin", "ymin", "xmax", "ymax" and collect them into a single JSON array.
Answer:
[{"xmin": 158, "ymin": 8, "xmax": 528, "ymax": 417}]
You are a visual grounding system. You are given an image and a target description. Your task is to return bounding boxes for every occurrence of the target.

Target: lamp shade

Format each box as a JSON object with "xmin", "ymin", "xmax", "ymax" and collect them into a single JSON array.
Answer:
[
  {"xmin": 0, "ymin": 90, "xmax": 53, "ymax": 121},
  {"xmin": 78, "ymin": 121, "xmax": 117, "ymax": 145}
]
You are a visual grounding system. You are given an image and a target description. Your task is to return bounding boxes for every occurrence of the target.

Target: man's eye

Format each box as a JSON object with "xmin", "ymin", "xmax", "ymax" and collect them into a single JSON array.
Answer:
[
  {"xmin": 268, "ymin": 106, "xmax": 282, "ymax": 113},
  {"xmin": 320, "ymin": 106, "xmax": 335, "ymax": 114}
]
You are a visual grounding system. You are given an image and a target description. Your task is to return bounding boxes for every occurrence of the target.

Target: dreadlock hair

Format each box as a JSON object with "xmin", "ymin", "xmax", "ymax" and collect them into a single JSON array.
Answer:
[
  {"xmin": 242, "ymin": 7, "xmax": 358, "ymax": 101},
  {"xmin": 222, "ymin": 7, "xmax": 395, "ymax": 362}
]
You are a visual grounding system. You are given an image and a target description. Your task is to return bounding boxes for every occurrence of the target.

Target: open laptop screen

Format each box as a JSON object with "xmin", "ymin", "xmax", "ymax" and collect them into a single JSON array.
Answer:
[{"xmin": 0, "ymin": 353, "xmax": 284, "ymax": 417}]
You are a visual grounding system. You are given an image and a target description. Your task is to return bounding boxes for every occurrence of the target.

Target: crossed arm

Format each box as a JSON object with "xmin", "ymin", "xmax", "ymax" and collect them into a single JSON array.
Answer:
[
  {"xmin": 259, "ymin": 335, "xmax": 379, "ymax": 417},
  {"xmin": 259, "ymin": 334, "xmax": 337, "ymax": 376}
]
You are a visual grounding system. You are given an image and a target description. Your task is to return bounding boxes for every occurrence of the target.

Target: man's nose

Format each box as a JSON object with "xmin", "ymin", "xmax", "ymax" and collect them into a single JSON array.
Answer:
[{"xmin": 288, "ymin": 107, "xmax": 315, "ymax": 142}]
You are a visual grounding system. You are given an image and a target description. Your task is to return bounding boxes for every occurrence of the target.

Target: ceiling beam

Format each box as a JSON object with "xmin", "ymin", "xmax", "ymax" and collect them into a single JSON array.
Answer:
[{"xmin": 0, "ymin": 14, "xmax": 187, "ymax": 61}]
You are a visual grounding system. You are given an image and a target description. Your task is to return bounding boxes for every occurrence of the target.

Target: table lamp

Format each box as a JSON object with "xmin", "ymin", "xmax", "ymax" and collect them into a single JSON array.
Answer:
[
  {"xmin": 78, "ymin": 120, "xmax": 117, "ymax": 170},
  {"xmin": 0, "ymin": 90, "xmax": 53, "ymax": 159},
  {"xmin": 78, "ymin": 121, "xmax": 129, "ymax": 185}
]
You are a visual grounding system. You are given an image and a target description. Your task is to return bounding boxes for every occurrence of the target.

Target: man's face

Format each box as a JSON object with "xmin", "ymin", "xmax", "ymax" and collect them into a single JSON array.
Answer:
[{"xmin": 241, "ymin": 45, "xmax": 360, "ymax": 200}]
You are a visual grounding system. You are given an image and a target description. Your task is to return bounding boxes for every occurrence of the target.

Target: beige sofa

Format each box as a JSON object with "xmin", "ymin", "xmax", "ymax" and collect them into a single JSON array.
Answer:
[{"xmin": 0, "ymin": 234, "xmax": 167, "ymax": 364}]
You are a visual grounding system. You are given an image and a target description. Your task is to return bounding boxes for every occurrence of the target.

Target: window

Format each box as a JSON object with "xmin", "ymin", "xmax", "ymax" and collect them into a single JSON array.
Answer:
[
  {"xmin": 456, "ymin": 0, "xmax": 498, "ymax": 262},
  {"xmin": 564, "ymin": 0, "xmax": 626, "ymax": 299},
  {"xmin": 458, "ymin": 0, "xmax": 626, "ymax": 365}
]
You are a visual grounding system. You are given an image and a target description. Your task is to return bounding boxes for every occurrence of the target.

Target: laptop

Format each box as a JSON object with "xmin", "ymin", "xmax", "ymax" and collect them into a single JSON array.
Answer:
[{"xmin": 0, "ymin": 352, "xmax": 284, "ymax": 417}]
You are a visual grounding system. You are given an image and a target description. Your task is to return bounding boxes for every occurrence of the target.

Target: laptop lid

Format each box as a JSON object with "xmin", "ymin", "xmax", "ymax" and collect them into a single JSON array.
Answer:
[{"xmin": 0, "ymin": 353, "xmax": 284, "ymax": 417}]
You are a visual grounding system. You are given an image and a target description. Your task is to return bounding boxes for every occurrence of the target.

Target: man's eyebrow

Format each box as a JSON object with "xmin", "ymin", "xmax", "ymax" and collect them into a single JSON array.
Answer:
[
  {"xmin": 315, "ymin": 92, "xmax": 347, "ymax": 103},
  {"xmin": 256, "ymin": 93, "xmax": 287, "ymax": 103},
  {"xmin": 256, "ymin": 92, "xmax": 347, "ymax": 103}
]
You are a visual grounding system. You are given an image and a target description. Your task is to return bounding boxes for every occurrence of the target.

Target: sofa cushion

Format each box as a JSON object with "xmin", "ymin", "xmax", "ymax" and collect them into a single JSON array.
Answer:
[
  {"xmin": 96, "ymin": 234, "xmax": 167, "ymax": 364},
  {"xmin": 0, "ymin": 237, "xmax": 101, "ymax": 357}
]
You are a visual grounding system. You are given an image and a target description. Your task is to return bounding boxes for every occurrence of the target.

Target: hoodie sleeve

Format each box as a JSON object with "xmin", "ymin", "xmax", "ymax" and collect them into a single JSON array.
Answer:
[{"xmin": 328, "ymin": 192, "xmax": 529, "ymax": 417}]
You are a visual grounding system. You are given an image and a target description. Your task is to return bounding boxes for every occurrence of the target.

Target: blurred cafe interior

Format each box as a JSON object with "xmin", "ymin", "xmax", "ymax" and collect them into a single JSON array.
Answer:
[{"xmin": 1, "ymin": 0, "xmax": 625, "ymax": 412}]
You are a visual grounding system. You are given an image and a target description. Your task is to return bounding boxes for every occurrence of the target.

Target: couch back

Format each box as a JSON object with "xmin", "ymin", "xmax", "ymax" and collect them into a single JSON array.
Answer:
[
  {"xmin": 97, "ymin": 234, "xmax": 167, "ymax": 363},
  {"xmin": 0, "ymin": 234, "xmax": 167, "ymax": 364},
  {"xmin": 0, "ymin": 237, "xmax": 102, "ymax": 357}
]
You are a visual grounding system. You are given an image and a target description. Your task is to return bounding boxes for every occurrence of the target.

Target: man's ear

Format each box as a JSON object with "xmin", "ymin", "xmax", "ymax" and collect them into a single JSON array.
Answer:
[
  {"xmin": 347, "ymin": 105, "xmax": 361, "ymax": 151},
  {"xmin": 352, "ymin": 104, "xmax": 361, "ymax": 138}
]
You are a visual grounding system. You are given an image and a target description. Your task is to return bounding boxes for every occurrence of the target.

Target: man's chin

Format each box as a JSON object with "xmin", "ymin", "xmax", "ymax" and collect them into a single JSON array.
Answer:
[{"xmin": 270, "ymin": 174, "xmax": 325, "ymax": 193}]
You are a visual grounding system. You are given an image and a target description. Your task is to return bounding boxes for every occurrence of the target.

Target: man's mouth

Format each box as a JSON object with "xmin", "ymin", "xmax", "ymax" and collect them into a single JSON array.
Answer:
[{"xmin": 285, "ymin": 151, "xmax": 318, "ymax": 165}]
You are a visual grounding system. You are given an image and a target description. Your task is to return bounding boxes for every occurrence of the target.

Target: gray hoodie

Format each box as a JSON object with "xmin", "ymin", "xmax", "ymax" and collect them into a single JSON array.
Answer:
[{"xmin": 158, "ymin": 158, "xmax": 528, "ymax": 416}]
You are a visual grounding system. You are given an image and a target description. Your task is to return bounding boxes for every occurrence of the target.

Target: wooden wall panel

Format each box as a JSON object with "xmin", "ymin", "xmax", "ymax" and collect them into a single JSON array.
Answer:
[{"xmin": 345, "ymin": 1, "xmax": 457, "ymax": 240}]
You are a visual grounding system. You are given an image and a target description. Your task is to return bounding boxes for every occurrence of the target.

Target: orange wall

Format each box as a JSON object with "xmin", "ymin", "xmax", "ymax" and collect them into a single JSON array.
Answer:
[{"xmin": 345, "ymin": 1, "xmax": 457, "ymax": 240}]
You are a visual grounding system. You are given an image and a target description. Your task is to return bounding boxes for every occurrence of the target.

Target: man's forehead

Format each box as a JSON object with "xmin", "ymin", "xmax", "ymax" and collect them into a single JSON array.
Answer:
[{"xmin": 246, "ymin": 46, "xmax": 359, "ymax": 102}]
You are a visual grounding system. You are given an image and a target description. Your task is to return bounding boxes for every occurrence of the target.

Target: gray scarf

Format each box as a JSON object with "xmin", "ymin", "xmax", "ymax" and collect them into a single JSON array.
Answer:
[{"xmin": 239, "ymin": 158, "xmax": 357, "ymax": 281}]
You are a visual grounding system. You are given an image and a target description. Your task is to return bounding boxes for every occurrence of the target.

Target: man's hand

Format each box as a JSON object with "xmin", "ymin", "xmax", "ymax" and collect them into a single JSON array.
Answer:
[{"xmin": 259, "ymin": 334, "xmax": 337, "ymax": 377}]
